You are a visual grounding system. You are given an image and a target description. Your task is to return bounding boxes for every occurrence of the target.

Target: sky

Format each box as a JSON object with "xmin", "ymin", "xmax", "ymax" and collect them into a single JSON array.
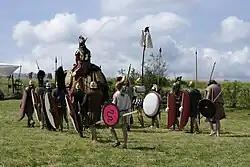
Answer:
[{"xmin": 1, "ymin": 0, "xmax": 250, "ymax": 80}]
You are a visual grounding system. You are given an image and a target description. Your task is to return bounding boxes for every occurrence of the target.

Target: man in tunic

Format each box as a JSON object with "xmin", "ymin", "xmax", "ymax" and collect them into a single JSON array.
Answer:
[
  {"xmin": 171, "ymin": 82, "xmax": 182, "ymax": 130},
  {"xmin": 205, "ymin": 80, "xmax": 225, "ymax": 137},
  {"xmin": 188, "ymin": 81, "xmax": 202, "ymax": 134},
  {"xmin": 82, "ymin": 81, "xmax": 103, "ymax": 140},
  {"xmin": 133, "ymin": 78, "xmax": 144, "ymax": 127},
  {"xmin": 110, "ymin": 83, "xmax": 131, "ymax": 148},
  {"xmin": 150, "ymin": 84, "xmax": 160, "ymax": 128}
]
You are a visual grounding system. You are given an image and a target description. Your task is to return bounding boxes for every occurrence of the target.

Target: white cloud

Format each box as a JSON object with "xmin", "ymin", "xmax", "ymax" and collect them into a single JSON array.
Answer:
[
  {"xmin": 217, "ymin": 16, "xmax": 250, "ymax": 43},
  {"xmin": 100, "ymin": 0, "xmax": 199, "ymax": 16},
  {"xmin": 10, "ymin": 1, "xmax": 250, "ymax": 81},
  {"xmin": 12, "ymin": 11, "xmax": 190, "ymax": 77}
]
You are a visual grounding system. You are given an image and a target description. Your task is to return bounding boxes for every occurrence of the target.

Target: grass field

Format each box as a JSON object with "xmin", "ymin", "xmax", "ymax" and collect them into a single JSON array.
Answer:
[{"xmin": 1, "ymin": 100, "xmax": 250, "ymax": 166}]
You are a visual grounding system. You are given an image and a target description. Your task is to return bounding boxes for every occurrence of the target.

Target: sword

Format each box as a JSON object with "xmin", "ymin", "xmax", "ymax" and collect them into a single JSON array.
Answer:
[
  {"xmin": 209, "ymin": 62, "xmax": 216, "ymax": 81},
  {"xmin": 36, "ymin": 60, "xmax": 40, "ymax": 70},
  {"xmin": 95, "ymin": 110, "xmax": 138, "ymax": 125}
]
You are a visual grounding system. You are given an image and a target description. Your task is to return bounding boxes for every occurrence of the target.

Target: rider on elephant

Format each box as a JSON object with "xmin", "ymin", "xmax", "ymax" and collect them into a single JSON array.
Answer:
[
  {"xmin": 72, "ymin": 35, "xmax": 91, "ymax": 73},
  {"xmin": 66, "ymin": 37, "xmax": 109, "ymax": 106}
]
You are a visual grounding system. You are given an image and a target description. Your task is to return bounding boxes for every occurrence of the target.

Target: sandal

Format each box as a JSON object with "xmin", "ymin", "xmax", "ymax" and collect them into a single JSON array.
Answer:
[{"xmin": 112, "ymin": 142, "xmax": 120, "ymax": 147}]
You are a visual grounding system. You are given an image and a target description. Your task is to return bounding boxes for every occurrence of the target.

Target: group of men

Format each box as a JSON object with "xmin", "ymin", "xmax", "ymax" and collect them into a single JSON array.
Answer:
[
  {"xmin": 163, "ymin": 78, "xmax": 225, "ymax": 137},
  {"xmin": 19, "ymin": 34, "xmax": 226, "ymax": 151}
]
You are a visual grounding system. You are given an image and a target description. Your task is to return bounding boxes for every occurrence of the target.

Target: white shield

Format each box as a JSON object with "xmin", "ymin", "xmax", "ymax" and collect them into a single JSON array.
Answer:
[
  {"xmin": 31, "ymin": 89, "xmax": 40, "ymax": 122},
  {"xmin": 65, "ymin": 95, "xmax": 78, "ymax": 132},
  {"xmin": 44, "ymin": 92, "xmax": 56, "ymax": 129}
]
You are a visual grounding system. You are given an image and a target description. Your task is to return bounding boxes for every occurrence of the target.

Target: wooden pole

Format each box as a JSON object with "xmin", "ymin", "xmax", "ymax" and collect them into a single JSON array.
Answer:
[
  {"xmin": 157, "ymin": 48, "xmax": 162, "ymax": 86},
  {"xmin": 141, "ymin": 45, "xmax": 146, "ymax": 86},
  {"xmin": 195, "ymin": 51, "xmax": 198, "ymax": 88}
]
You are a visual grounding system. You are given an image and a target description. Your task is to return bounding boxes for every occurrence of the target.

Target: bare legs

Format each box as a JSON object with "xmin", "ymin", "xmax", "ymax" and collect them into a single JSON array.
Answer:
[
  {"xmin": 110, "ymin": 122, "xmax": 128, "ymax": 148},
  {"xmin": 151, "ymin": 116, "xmax": 159, "ymax": 128},
  {"xmin": 137, "ymin": 109, "xmax": 144, "ymax": 127},
  {"xmin": 209, "ymin": 120, "xmax": 220, "ymax": 137},
  {"xmin": 90, "ymin": 125, "xmax": 97, "ymax": 141},
  {"xmin": 190, "ymin": 117, "xmax": 199, "ymax": 133}
]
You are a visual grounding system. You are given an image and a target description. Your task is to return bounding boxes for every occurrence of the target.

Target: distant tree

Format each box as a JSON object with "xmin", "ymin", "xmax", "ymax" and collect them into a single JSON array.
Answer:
[
  {"xmin": 129, "ymin": 68, "xmax": 141, "ymax": 84},
  {"xmin": 144, "ymin": 52, "xmax": 170, "ymax": 91},
  {"xmin": 117, "ymin": 69, "xmax": 126, "ymax": 76}
]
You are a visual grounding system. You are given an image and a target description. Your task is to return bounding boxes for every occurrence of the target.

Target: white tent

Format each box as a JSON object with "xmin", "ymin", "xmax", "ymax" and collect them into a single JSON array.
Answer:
[{"xmin": 0, "ymin": 63, "xmax": 21, "ymax": 77}]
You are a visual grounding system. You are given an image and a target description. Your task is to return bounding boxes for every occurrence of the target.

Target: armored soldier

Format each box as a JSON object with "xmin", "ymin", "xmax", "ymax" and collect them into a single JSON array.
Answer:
[
  {"xmin": 188, "ymin": 81, "xmax": 202, "ymax": 134},
  {"xmin": 150, "ymin": 84, "xmax": 160, "ymax": 128},
  {"xmin": 171, "ymin": 81, "xmax": 182, "ymax": 130},
  {"xmin": 82, "ymin": 81, "xmax": 103, "ymax": 140},
  {"xmin": 132, "ymin": 77, "xmax": 144, "ymax": 127},
  {"xmin": 72, "ymin": 35, "xmax": 91, "ymax": 73}
]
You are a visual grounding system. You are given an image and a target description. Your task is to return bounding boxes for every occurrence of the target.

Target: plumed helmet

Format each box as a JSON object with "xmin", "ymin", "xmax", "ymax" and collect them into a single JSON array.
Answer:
[
  {"xmin": 28, "ymin": 80, "xmax": 34, "ymax": 86},
  {"xmin": 151, "ymin": 84, "xmax": 158, "ymax": 91},
  {"xmin": 188, "ymin": 81, "xmax": 195, "ymax": 88},
  {"xmin": 79, "ymin": 35, "xmax": 87, "ymax": 47},
  {"xmin": 90, "ymin": 81, "xmax": 97, "ymax": 89},
  {"xmin": 173, "ymin": 82, "xmax": 180, "ymax": 90},
  {"xmin": 46, "ymin": 82, "xmax": 51, "ymax": 89}
]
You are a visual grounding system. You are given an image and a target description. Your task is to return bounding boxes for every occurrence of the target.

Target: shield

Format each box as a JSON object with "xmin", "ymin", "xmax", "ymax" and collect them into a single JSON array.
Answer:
[
  {"xmin": 180, "ymin": 91, "xmax": 190, "ymax": 129},
  {"xmin": 19, "ymin": 90, "xmax": 28, "ymax": 121},
  {"xmin": 31, "ymin": 89, "xmax": 40, "ymax": 122},
  {"xmin": 65, "ymin": 94, "xmax": 81, "ymax": 133},
  {"xmin": 102, "ymin": 103, "xmax": 120, "ymax": 126},
  {"xmin": 44, "ymin": 92, "xmax": 56, "ymax": 129},
  {"xmin": 143, "ymin": 92, "xmax": 160, "ymax": 118},
  {"xmin": 198, "ymin": 99, "xmax": 216, "ymax": 118},
  {"xmin": 167, "ymin": 93, "xmax": 176, "ymax": 128}
]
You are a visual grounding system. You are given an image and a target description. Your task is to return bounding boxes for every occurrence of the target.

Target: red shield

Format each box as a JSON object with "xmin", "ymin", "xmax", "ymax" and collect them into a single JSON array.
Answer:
[
  {"xmin": 167, "ymin": 93, "xmax": 176, "ymax": 128},
  {"xmin": 102, "ymin": 103, "xmax": 120, "ymax": 126},
  {"xmin": 19, "ymin": 90, "xmax": 28, "ymax": 121},
  {"xmin": 180, "ymin": 91, "xmax": 190, "ymax": 129}
]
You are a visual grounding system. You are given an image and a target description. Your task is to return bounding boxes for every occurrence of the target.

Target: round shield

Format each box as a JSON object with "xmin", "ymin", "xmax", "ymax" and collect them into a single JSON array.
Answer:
[
  {"xmin": 143, "ymin": 92, "xmax": 160, "ymax": 117},
  {"xmin": 102, "ymin": 103, "xmax": 120, "ymax": 126},
  {"xmin": 198, "ymin": 99, "xmax": 216, "ymax": 118}
]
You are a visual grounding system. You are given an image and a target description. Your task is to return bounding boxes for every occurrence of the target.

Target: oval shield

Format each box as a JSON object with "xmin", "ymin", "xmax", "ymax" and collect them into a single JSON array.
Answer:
[
  {"xmin": 198, "ymin": 99, "xmax": 216, "ymax": 118},
  {"xmin": 143, "ymin": 92, "xmax": 160, "ymax": 118},
  {"xmin": 102, "ymin": 103, "xmax": 120, "ymax": 126}
]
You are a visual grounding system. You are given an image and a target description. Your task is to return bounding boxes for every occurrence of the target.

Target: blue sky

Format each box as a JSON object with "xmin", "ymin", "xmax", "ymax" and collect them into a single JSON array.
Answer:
[
  {"xmin": 0, "ymin": 0, "xmax": 101, "ymax": 62},
  {"xmin": 1, "ymin": 0, "xmax": 250, "ymax": 79},
  {"xmin": 0, "ymin": 0, "xmax": 249, "ymax": 59}
]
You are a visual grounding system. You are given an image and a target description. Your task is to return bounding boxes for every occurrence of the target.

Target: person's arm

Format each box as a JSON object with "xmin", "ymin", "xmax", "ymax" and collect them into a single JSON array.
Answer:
[{"xmin": 112, "ymin": 92, "xmax": 117, "ymax": 105}]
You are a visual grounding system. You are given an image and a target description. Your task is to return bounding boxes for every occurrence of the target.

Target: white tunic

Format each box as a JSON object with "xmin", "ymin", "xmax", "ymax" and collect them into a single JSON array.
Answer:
[{"xmin": 112, "ymin": 90, "xmax": 131, "ymax": 124}]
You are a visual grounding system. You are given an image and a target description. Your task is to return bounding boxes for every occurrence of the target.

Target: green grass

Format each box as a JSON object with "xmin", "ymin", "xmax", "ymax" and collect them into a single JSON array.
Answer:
[{"xmin": 1, "ymin": 100, "xmax": 250, "ymax": 166}]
